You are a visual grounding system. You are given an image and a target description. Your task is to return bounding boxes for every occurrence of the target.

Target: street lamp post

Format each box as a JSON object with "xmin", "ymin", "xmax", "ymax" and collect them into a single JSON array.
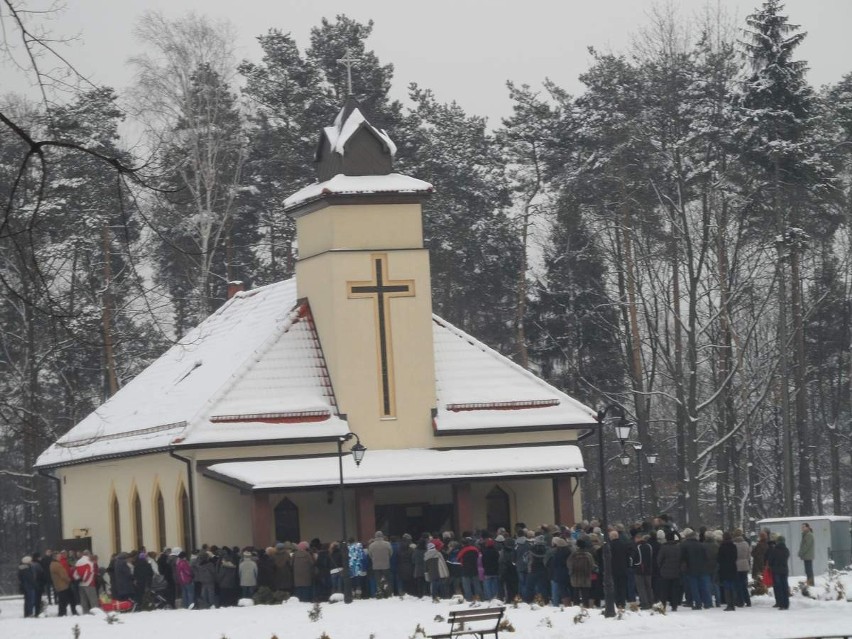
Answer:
[
  {"xmin": 619, "ymin": 443, "xmax": 658, "ymax": 521},
  {"xmin": 596, "ymin": 404, "xmax": 632, "ymax": 618},
  {"xmin": 337, "ymin": 432, "xmax": 366, "ymax": 604}
]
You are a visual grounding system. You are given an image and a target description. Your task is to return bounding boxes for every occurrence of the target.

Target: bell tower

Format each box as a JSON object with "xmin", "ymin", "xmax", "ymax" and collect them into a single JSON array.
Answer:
[{"xmin": 284, "ymin": 98, "xmax": 437, "ymax": 448}]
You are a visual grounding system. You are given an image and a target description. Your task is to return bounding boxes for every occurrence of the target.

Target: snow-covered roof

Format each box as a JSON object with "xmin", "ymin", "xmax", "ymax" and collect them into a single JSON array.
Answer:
[
  {"xmin": 432, "ymin": 316, "xmax": 598, "ymax": 433},
  {"xmin": 324, "ymin": 103, "xmax": 398, "ymax": 158},
  {"xmin": 758, "ymin": 516, "xmax": 852, "ymax": 524},
  {"xmin": 36, "ymin": 279, "xmax": 347, "ymax": 468},
  {"xmin": 204, "ymin": 444, "xmax": 585, "ymax": 490},
  {"xmin": 284, "ymin": 173, "xmax": 433, "ymax": 211},
  {"xmin": 37, "ymin": 276, "xmax": 596, "ymax": 469}
]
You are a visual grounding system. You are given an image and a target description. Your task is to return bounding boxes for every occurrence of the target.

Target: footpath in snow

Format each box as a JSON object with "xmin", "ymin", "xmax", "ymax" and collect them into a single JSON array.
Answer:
[{"xmin": 1, "ymin": 576, "xmax": 850, "ymax": 639}]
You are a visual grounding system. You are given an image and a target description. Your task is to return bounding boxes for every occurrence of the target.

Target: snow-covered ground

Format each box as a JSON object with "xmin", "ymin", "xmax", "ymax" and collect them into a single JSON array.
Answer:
[{"xmin": 2, "ymin": 575, "xmax": 850, "ymax": 639}]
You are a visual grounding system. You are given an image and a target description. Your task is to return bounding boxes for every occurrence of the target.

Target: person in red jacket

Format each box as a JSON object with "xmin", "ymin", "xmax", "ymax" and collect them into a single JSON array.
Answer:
[{"xmin": 74, "ymin": 551, "xmax": 99, "ymax": 613}]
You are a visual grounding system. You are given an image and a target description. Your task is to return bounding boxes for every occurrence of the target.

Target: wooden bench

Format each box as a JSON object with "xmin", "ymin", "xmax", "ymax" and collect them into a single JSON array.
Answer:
[{"xmin": 428, "ymin": 605, "xmax": 505, "ymax": 639}]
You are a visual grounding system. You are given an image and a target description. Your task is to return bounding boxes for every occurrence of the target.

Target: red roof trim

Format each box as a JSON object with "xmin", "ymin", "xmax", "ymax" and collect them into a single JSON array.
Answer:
[
  {"xmin": 445, "ymin": 399, "xmax": 560, "ymax": 412},
  {"xmin": 210, "ymin": 410, "xmax": 331, "ymax": 424}
]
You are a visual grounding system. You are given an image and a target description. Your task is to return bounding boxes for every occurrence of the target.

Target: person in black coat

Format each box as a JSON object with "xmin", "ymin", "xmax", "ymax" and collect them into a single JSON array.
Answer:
[
  {"xmin": 18, "ymin": 556, "xmax": 37, "ymax": 617},
  {"xmin": 767, "ymin": 536, "xmax": 791, "ymax": 610},
  {"xmin": 657, "ymin": 531, "xmax": 682, "ymax": 611},
  {"xmin": 717, "ymin": 532, "xmax": 739, "ymax": 611},
  {"xmin": 133, "ymin": 552, "xmax": 154, "ymax": 606},
  {"xmin": 113, "ymin": 553, "xmax": 135, "ymax": 602},
  {"xmin": 607, "ymin": 531, "xmax": 630, "ymax": 608},
  {"xmin": 680, "ymin": 528, "xmax": 711, "ymax": 609},
  {"xmin": 158, "ymin": 550, "xmax": 176, "ymax": 607}
]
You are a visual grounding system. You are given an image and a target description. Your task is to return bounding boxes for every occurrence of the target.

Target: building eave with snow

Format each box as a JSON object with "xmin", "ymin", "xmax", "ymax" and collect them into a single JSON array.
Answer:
[{"xmin": 37, "ymin": 98, "xmax": 598, "ymax": 557}]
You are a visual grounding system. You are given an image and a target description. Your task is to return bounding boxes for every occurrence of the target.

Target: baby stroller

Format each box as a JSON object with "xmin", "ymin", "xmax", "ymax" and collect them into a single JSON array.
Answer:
[{"xmin": 148, "ymin": 573, "xmax": 173, "ymax": 610}]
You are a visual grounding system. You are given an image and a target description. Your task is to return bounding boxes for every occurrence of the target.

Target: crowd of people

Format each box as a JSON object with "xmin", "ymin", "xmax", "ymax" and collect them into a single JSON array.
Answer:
[{"xmin": 15, "ymin": 516, "xmax": 815, "ymax": 617}]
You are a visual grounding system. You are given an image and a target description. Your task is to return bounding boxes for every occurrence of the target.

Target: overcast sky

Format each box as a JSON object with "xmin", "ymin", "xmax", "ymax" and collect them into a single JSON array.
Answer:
[{"xmin": 3, "ymin": 0, "xmax": 851, "ymax": 125}]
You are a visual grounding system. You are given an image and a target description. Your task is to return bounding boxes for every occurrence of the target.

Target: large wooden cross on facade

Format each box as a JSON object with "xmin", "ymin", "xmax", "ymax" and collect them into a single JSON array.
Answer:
[{"xmin": 347, "ymin": 254, "xmax": 414, "ymax": 418}]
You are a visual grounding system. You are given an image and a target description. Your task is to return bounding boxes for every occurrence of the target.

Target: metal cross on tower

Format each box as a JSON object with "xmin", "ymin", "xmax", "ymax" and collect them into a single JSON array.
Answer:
[{"xmin": 336, "ymin": 48, "xmax": 360, "ymax": 96}]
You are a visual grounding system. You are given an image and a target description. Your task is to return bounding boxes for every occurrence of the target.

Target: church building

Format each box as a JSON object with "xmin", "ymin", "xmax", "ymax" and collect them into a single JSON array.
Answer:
[{"xmin": 36, "ymin": 97, "xmax": 598, "ymax": 558}]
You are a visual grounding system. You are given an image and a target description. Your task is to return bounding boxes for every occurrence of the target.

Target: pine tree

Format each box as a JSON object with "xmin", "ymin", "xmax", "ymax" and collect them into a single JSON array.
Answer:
[
  {"xmin": 737, "ymin": 0, "xmax": 836, "ymax": 515},
  {"xmin": 402, "ymin": 85, "xmax": 519, "ymax": 350}
]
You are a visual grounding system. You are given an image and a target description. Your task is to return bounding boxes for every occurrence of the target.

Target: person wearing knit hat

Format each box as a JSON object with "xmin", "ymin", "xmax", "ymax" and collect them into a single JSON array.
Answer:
[
  {"xmin": 657, "ymin": 529, "xmax": 666, "ymax": 542},
  {"xmin": 18, "ymin": 556, "xmax": 37, "ymax": 618}
]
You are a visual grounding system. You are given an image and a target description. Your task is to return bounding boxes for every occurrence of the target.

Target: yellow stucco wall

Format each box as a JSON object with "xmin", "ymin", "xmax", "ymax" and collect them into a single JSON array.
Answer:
[
  {"xmin": 295, "ymin": 203, "xmax": 424, "ymax": 259},
  {"xmin": 58, "ymin": 454, "xmax": 188, "ymax": 558},
  {"xmin": 297, "ymin": 248, "xmax": 438, "ymax": 450},
  {"xmin": 195, "ymin": 473, "xmax": 252, "ymax": 545}
]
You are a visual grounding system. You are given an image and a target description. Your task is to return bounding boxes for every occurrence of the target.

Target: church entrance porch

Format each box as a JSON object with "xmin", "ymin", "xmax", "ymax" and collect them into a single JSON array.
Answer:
[{"xmin": 201, "ymin": 444, "xmax": 584, "ymax": 547}]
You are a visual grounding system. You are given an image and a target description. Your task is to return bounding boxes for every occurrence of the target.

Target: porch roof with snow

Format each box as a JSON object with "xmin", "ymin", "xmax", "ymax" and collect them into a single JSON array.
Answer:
[
  {"xmin": 202, "ymin": 444, "xmax": 586, "ymax": 491},
  {"xmin": 36, "ymin": 277, "xmax": 597, "ymax": 469}
]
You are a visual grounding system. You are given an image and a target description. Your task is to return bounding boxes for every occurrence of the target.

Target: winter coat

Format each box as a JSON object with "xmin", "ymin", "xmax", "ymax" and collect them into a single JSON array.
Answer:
[
  {"xmin": 548, "ymin": 546, "xmax": 571, "ymax": 584},
  {"xmin": 176, "ymin": 558, "xmax": 193, "ymax": 586},
  {"xmin": 607, "ymin": 538, "xmax": 630, "ymax": 578},
  {"xmin": 528, "ymin": 542, "xmax": 548, "ymax": 575},
  {"xmin": 413, "ymin": 545, "xmax": 426, "ymax": 579},
  {"xmin": 514, "ymin": 539, "xmax": 530, "ymax": 574},
  {"xmin": 751, "ymin": 540, "xmax": 768, "ymax": 576},
  {"xmin": 239, "ymin": 557, "xmax": 258, "ymax": 587},
  {"xmin": 482, "ymin": 545, "xmax": 500, "ymax": 577},
  {"xmin": 216, "ymin": 558, "xmax": 238, "ymax": 589},
  {"xmin": 74, "ymin": 555, "xmax": 95, "ymax": 586},
  {"xmin": 457, "ymin": 545, "xmax": 481, "ymax": 578},
  {"xmin": 348, "ymin": 543, "xmax": 366, "ymax": 577},
  {"xmin": 50, "ymin": 557, "xmax": 72, "ymax": 592},
  {"xmin": 257, "ymin": 553, "xmax": 274, "ymax": 588},
  {"xmin": 567, "ymin": 550, "xmax": 595, "ymax": 589},
  {"xmin": 767, "ymin": 542, "xmax": 790, "ymax": 575},
  {"xmin": 134, "ymin": 557, "xmax": 153, "ymax": 591},
  {"xmin": 18, "ymin": 563, "xmax": 36, "ymax": 593},
  {"xmin": 734, "ymin": 537, "xmax": 750, "ymax": 573},
  {"xmin": 799, "ymin": 530, "xmax": 815, "ymax": 561},
  {"xmin": 272, "ymin": 549, "xmax": 294, "ymax": 590},
  {"xmin": 368, "ymin": 538, "xmax": 393, "ymax": 571},
  {"xmin": 39, "ymin": 555, "xmax": 53, "ymax": 587},
  {"xmin": 703, "ymin": 539, "xmax": 719, "ymax": 578},
  {"xmin": 113, "ymin": 558, "xmax": 134, "ymax": 598},
  {"xmin": 195, "ymin": 557, "xmax": 217, "ymax": 586},
  {"xmin": 657, "ymin": 541, "xmax": 682, "ymax": 579},
  {"xmin": 30, "ymin": 562, "xmax": 45, "ymax": 591},
  {"xmin": 292, "ymin": 549, "xmax": 315, "ymax": 588},
  {"xmin": 498, "ymin": 547, "xmax": 516, "ymax": 580},
  {"xmin": 717, "ymin": 540, "xmax": 738, "ymax": 582},
  {"xmin": 396, "ymin": 544, "xmax": 414, "ymax": 580},
  {"xmin": 680, "ymin": 538, "xmax": 708, "ymax": 576},
  {"xmin": 632, "ymin": 541, "xmax": 653, "ymax": 576},
  {"xmin": 424, "ymin": 548, "xmax": 450, "ymax": 582}
]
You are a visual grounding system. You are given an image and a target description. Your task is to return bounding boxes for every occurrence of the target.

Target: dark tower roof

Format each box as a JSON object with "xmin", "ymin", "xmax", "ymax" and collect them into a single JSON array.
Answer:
[{"xmin": 315, "ymin": 96, "xmax": 397, "ymax": 181}]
